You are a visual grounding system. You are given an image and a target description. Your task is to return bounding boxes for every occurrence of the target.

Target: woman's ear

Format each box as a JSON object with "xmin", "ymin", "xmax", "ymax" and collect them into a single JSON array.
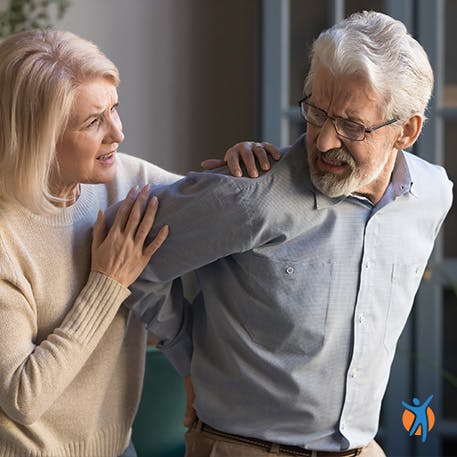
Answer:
[{"xmin": 394, "ymin": 114, "xmax": 423, "ymax": 150}]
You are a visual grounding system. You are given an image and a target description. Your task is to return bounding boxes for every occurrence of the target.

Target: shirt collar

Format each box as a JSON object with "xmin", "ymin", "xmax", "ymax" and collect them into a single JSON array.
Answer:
[
  {"xmin": 314, "ymin": 191, "xmax": 346, "ymax": 210},
  {"xmin": 390, "ymin": 149, "xmax": 417, "ymax": 198}
]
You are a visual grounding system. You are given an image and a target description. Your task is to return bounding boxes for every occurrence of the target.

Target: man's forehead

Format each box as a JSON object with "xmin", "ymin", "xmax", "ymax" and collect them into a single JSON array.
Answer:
[{"xmin": 311, "ymin": 69, "xmax": 382, "ymax": 114}]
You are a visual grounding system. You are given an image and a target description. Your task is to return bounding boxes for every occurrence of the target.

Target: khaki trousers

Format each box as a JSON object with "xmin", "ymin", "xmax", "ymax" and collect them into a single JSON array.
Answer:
[{"xmin": 184, "ymin": 422, "xmax": 386, "ymax": 457}]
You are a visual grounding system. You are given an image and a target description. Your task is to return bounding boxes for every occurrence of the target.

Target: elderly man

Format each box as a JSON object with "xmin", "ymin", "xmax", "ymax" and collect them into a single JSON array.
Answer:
[{"xmin": 123, "ymin": 11, "xmax": 452, "ymax": 457}]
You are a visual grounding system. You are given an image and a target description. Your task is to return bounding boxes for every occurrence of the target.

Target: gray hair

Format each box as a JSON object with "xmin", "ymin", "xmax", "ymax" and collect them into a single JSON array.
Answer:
[
  {"xmin": 304, "ymin": 11, "xmax": 434, "ymax": 121},
  {"xmin": 0, "ymin": 29, "xmax": 120, "ymax": 213}
]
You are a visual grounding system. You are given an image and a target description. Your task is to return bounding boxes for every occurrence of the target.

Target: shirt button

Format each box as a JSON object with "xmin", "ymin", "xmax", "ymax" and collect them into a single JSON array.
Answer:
[
  {"xmin": 350, "ymin": 370, "xmax": 357, "ymax": 378},
  {"xmin": 285, "ymin": 266, "xmax": 294, "ymax": 275},
  {"xmin": 358, "ymin": 314, "xmax": 365, "ymax": 324}
]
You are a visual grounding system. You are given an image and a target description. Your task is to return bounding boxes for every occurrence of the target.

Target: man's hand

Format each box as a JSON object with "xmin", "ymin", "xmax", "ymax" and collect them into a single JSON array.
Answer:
[
  {"xmin": 183, "ymin": 375, "xmax": 196, "ymax": 428},
  {"xmin": 201, "ymin": 141, "xmax": 280, "ymax": 178}
]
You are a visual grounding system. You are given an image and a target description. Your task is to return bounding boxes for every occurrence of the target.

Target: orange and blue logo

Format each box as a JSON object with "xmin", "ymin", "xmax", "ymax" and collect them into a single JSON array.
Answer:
[{"xmin": 401, "ymin": 395, "xmax": 435, "ymax": 443}]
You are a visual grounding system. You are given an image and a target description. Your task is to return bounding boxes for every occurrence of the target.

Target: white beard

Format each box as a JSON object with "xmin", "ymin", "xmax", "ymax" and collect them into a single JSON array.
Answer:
[{"xmin": 308, "ymin": 147, "xmax": 390, "ymax": 198}]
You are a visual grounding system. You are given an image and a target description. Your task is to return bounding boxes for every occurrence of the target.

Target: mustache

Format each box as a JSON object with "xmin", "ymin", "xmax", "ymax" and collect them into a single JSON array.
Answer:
[{"xmin": 315, "ymin": 147, "xmax": 356, "ymax": 167}]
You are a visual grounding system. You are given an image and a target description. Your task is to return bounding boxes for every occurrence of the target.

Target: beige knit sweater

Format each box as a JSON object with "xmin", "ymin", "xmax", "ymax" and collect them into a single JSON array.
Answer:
[{"xmin": 0, "ymin": 153, "xmax": 180, "ymax": 457}]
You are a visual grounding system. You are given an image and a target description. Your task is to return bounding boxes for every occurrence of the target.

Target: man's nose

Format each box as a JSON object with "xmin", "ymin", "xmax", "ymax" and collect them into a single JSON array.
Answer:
[{"xmin": 315, "ymin": 119, "xmax": 343, "ymax": 152}]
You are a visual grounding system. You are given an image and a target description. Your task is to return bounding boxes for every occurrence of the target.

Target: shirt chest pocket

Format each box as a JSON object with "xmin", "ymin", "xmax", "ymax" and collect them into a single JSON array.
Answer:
[{"xmin": 239, "ymin": 252, "xmax": 333, "ymax": 356}]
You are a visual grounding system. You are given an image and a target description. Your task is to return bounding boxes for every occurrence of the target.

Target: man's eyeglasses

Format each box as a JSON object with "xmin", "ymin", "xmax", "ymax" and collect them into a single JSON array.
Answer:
[{"xmin": 298, "ymin": 95, "xmax": 398, "ymax": 141}]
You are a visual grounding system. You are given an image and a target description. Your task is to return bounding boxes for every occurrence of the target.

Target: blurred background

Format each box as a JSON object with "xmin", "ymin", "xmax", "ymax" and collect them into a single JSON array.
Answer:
[
  {"xmin": 59, "ymin": 0, "xmax": 259, "ymax": 174},
  {"xmin": 58, "ymin": 1, "xmax": 457, "ymax": 456},
  {"xmin": 1, "ymin": 0, "xmax": 455, "ymax": 456}
]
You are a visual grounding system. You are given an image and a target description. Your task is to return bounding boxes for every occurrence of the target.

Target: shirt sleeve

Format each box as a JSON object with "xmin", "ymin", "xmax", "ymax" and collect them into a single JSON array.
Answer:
[
  {"xmin": 129, "ymin": 171, "xmax": 267, "ymax": 280},
  {"xmin": 105, "ymin": 170, "xmax": 273, "ymax": 373},
  {"xmin": 125, "ymin": 277, "xmax": 193, "ymax": 375}
]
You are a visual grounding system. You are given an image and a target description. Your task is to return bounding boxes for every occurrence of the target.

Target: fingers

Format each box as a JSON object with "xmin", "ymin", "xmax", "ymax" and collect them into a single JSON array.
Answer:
[
  {"xmin": 200, "ymin": 159, "xmax": 226, "ymax": 170},
  {"xmin": 225, "ymin": 142, "xmax": 255, "ymax": 177},
  {"xmin": 124, "ymin": 184, "xmax": 150, "ymax": 235},
  {"xmin": 251, "ymin": 143, "xmax": 270, "ymax": 172},
  {"xmin": 112, "ymin": 185, "xmax": 139, "ymax": 231},
  {"xmin": 238, "ymin": 143, "xmax": 258, "ymax": 177},
  {"xmin": 261, "ymin": 142, "xmax": 281, "ymax": 161},
  {"xmin": 124, "ymin": 187, "xmax": 168, "ymax": 261},
  {"xmin": 91, "ymin": 192, "xmax": 168, "ymax": 287},
  {"xmin": 251, "ymin": 142, "xmax": 281, "ymax": 171},
  {"xmin": 224, "ymin": 141, "xmax": 281, "ymax": 178},
  {"xmin": 134, "ymin": 195, "xmax": 158, "ymax": 244},
  {"xmin": 92, "ymin": 209, "xmax": 107, "ymax": 248},
  {"xmin": 224, "ymin": 145, "xmax": 244, "ymax": 177},
  {"xmin": 143, "ymin": 224, "xmax": 169, "ymax": 260}
]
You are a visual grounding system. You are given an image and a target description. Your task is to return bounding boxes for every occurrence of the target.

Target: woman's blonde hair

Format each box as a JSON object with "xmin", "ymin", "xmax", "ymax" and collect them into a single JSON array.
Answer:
[{"xmin": 0, "ymin": 29, "xmax": 120, "ymax": 213}]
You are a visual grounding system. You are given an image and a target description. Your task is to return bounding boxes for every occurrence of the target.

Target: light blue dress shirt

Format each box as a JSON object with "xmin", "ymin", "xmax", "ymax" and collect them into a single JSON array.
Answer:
[{"xmin": 122, "ymin": 135, "xmax": 453, "ymax": 451}]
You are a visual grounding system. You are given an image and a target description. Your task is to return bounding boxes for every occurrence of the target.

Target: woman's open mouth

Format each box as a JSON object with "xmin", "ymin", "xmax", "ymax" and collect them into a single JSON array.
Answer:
[{"xmin": 96, "ymin": 151, "xmax": 116, "ymax": 164}]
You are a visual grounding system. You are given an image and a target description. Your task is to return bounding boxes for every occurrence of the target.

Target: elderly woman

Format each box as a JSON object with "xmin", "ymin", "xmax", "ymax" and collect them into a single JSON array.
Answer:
[{"xmin": 0, "ymin": 29, "xmax": 273, "ymax": 457}]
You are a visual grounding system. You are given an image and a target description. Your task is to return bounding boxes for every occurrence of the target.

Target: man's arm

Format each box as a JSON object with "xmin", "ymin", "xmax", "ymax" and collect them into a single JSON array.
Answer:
[
  {"xmin": 126, "ymin": 277, "xmax": 193, "ymax": 375},
  {"xmin": 130, "ymin": 170, "xmax": 269, "ymax": 281},
  {"xmin": 105, "ymin": 169, "xmax": 273, "ymax": 373}
]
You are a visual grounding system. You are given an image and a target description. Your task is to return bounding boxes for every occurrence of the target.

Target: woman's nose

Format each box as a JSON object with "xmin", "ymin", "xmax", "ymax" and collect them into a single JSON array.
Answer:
[{"xmin": 105, "ymin": 116, "xmax": 124, "ymax": 144}]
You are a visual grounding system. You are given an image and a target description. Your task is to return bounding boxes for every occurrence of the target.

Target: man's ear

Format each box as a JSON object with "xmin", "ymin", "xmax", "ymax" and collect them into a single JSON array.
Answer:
[{"xmin": 394, "ymin": 114, "xmax": 423, "ymax": 150}]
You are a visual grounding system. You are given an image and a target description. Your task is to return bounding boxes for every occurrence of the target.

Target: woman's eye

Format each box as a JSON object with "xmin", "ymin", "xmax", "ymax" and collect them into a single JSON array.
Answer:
[{"xmin": 87, "ymin": 118, "xmax": 100, "ymax": 128}]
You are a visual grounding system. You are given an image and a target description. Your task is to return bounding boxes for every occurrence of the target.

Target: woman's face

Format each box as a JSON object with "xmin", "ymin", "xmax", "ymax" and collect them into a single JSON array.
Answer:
[{"xmin": 55, "ymin": 78, "xmax": 124, "ymax": 189}]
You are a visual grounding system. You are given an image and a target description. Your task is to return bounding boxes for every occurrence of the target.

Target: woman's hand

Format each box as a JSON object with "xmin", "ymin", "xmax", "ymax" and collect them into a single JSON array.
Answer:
[
  {"xmin": 201, "ymin": 141, "xmax": 280, "ymax": 178},
  {"xmin": 91, "ymin": 185, "xmax": 169, "ymax": 288}
]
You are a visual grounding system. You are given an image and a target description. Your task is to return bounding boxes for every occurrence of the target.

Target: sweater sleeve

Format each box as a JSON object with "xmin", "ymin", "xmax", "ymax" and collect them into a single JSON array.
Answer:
[{"xmin": 0, "ymin": 260, "xmax": 130, "ymax": 425}]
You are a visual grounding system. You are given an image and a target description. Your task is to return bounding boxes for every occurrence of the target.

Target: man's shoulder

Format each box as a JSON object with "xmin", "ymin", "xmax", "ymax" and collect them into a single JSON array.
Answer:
[
  {"xmin": 180, "ymin": 140, "xmax": 309, "ymax": 211},
  {"xmin": 402, "ymin": 150, "xmax": 453, "ymax": 207},
  {"xmin": 190, "ymin": 135, "xmax": 307, "ymax": 189},
  {"xmin": 403, "ymin": 151, "xmax": 452, "ymax": 187}
]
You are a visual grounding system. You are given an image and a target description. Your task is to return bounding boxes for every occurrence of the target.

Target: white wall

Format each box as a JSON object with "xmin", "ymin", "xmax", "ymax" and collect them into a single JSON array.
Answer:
[{"xmin": 58, "ymin": 0, "xmax": 257, "ymax": 174}]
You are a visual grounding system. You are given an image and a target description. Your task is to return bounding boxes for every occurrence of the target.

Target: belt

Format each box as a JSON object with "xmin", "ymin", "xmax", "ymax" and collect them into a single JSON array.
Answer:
[{"xmin": 199, "ymin": 422, "xmax": 362, "ymax": 457}]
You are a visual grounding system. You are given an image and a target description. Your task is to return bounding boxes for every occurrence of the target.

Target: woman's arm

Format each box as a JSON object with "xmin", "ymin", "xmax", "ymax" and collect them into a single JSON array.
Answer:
[{"xmin": 0, "ymin": 186, "xmax": 167, "ymax": 425}]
